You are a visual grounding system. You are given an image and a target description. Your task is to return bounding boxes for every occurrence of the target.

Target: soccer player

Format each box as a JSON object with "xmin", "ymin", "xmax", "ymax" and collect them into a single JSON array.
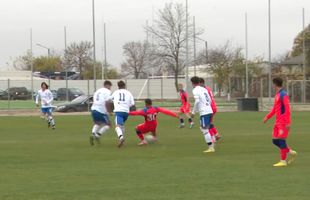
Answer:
[
  {"xmin": 111, "ymin": 80, "xmax": 135, "ymax": 148},
  {"xmin": 178, "ymin": 83, "xmax": 194, "ymax": 128},
  {"xmin": 89, "ymin": 80, "xmax": 112, "ymax": 146},
  {"xmin": 35, "ymin": 82, "xmax": 56, "ymax": 129},
  {"xmin": 263, "ymin": 77, "xmax": 297, "ymax": 167},
  {"xmin": 199, "ymin": 78, "xmax": 221, "ymax": 142},
  {"xmin": 129, "ymin": 98, "xmax": 179, "ymax": 145},
  {"xmin": 190, "ymin": 76, "xmax": 215, "ymax": 153}
]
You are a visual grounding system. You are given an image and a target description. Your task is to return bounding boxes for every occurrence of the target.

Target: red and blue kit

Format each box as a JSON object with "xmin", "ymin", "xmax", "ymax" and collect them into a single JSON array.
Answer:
[
  {"xmin": 265, "ymin": 88, "xmax": 291, "ymax": 139},
  {"xmin": 129, "ymin": 106, "xmax": 178, "ymax": 135},
  {"xmin": 179, "ymin": 89, "xmax": 191, "ymax": 114}
]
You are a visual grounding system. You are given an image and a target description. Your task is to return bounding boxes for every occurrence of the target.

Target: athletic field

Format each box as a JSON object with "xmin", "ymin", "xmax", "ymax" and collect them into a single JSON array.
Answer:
[{"xmin": 0, "ymin": 112, "xmax": 309, "ymax": 200}]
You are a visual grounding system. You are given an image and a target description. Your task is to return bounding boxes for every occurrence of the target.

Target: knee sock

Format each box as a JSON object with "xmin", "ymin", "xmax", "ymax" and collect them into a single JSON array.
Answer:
[
  {"xmin": 98, "ymin": 125, "xmax": 110, "ymax": 136},
  {"xmin": 92, "ymin": 124, "xmax": 100, "ymax": 137},
  {"xmin": 136, "ymin": 129, "xmax": 144, "ymax": 140},
  {"xmin": 48, "ymin": 116, "xmax": 55, "ymax": 126},
  {"xmin": 115, "ymin": 126, "xmax": 124, "ymax": 140},
  {"xmin": 273, "ymin": 139, "xmax": 290, "ymax": 161},
  {"xmin": 201, "ymin": 128, "xmax": 213, "ymax": 148},
  {"xmin": 188, "ymin": 118, "xmax": 193, "ymax": 124},
  {"xmin": 180, "ymin": 118, "xmax": 184, "ymax": 125}
]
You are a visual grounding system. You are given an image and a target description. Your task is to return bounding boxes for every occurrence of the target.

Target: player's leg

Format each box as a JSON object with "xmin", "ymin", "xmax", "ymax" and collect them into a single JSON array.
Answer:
[
  {"xmin": 90, "ymin": 110, "xmax": 102, "ymax": 146},
  {"xmin": 114, "ymin": 112, "xmax": 128, "ymax": 148},
  {"xmin": 47, "ymin": 108, "xmax": 55, "ymax": 129},
  {"xmin": 272, "ymin": 125, "xmax": 291, "ymax": 167},
  {"xmin": 95, "ymin": 114, "xmax": 111, "ymax": 144},
  {"xmin": 135, "ymin": 124, "xmax": 147, "ymax": 145},
  {"xmin": 185, "ymin": 112, "xmax": 194, "ymax": 128},
  {"xmin": 179, "ymin": 108, "xmax": 185, "ymax": 128},
  {"xmin": 200, "ymin": 114, "xmax": 215, "ymax": 153}
]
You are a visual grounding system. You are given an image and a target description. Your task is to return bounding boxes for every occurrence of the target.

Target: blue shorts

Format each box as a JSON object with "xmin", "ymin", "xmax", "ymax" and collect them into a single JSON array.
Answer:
[
  {"xmin": 41, "ymin": 107, "xmax": 52, "ymax": 115},
  {"xmin": 200, "ymin": 114, "xmax": 212, "ymax": 128},
  {"xmin": 91, "ymin": 110, "xmax": 110, "ymax": 125},
  {"xmin": 115, "ymin": 112, "xmax": 129, "ymax": 126}
]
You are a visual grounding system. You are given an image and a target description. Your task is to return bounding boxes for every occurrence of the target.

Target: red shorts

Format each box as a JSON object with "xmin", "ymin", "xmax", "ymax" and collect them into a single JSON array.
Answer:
[
  {"xmin": 136, "ymin": 123, "xmax": 157, "ymax": 134},
  {"xmin": 180, "ymin": 105, "xmax": 190, "ymax": 114},
  {"xmin": 273, "ymin": 124, "xmax": 289, "ymax": 139}
]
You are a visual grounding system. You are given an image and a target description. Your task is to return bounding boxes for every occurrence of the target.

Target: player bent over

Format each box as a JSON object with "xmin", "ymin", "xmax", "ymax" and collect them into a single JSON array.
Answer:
[
  {"xmin": 263, "ymin": 77, "xmax": 297, "ymax": 167},
  {"xmin": 190, "ymin": 76, "xmax": 215, "ymax": 153},
  {"xmin": 199, "ymin": 78, "xmax": 221, "ymax": 142},
  {"xmin": 178, "ymin": 84, "xmax": 194, "ymax": 128},
  {"xmin": 112, "ymin": 81, "xmax": 135, "ymax": 148},
  {"xmin": 129, "ymin": 99, "xmax": 179, "ymax": 145},
  {"xmin": 90, "ymin": 81, "xmax": 112, "ymax": 146},
  {"xmin": 36, "ymin": 82, "xmax": 56, "ymax": 129}
]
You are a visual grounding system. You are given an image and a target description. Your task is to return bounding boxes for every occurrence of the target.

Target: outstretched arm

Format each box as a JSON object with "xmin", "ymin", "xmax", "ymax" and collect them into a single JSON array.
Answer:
[
  {"xmin": 264, "ymin": 102, "xmax": 275, "ymax": 123},
  {"xmin": 157, "ymin": 107, "xmax": 178, "ymax": 118},
  {"xmin": 129, "ymin": 110, "xmax": 145, "ymax": 116}
]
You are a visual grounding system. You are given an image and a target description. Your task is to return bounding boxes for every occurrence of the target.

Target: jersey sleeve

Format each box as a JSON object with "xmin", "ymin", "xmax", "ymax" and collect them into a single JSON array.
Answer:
[
  {"xmin": 35, "ymin": 91, "xmax": 40, "ymax": 104},
  {"xmin": 129, "ymin": 110, "xmax": 145, "ymax": 116},
  {"xmin": 157, "ymin": 107, "xmax": 178, "ymax": 118},
  {"xmin": 283, "ymin": 95, "xmax": 291, "ymax": 125},
  {"xmin": 192, "ymin": 89, "xmax": 200, "ymax": 114}
]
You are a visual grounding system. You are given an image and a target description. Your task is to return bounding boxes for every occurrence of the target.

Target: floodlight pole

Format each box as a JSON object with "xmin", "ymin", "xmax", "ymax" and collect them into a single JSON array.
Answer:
[
  {"xmin": 193, "ymin": 16, "xmax": 197, "ymax": 76},
  {"xmin": 302, "ymin": 8, "xmax": 306, "ymax": 103},
  {"xmin": 245, "ymin": 13, "xmax": 249, "ymax": 98},
  {"xmin": 103, "ymin": 22, "xmax": 107, "ymax": 80},
  {"xmin": 64, "ymin": 26, "xmax": 69, "ymax": 101},
  {"xmin": 92, "ymin": 0, "xmax": 97, "ymax": 91},
  {"xmin": 30, "ymin": 28, "xmax": 34, "ymax": 100},
  {"xmin": 185, "ymin": 0, "xmax": 189, "ymax": 93},
  {"xmin": 268, "ymin": 0, "xmax": 272, "ymax": 101}
]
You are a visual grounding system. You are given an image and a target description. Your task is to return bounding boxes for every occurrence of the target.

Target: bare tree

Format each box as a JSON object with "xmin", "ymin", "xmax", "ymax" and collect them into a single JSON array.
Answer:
[
  {"xmin": 145, "ymin": 2, "xmax": 201, "ymax": 91},
  {"xmin": 11, "ymin": 50, "xmax": 32, "ymax": 70},
  {"xmin": 64, "ymin": 41, "xmax": 93, "ymax": 79},
  {"xmin": 121, "ymin": 41, "xmax": 149, "ymax": 79}
]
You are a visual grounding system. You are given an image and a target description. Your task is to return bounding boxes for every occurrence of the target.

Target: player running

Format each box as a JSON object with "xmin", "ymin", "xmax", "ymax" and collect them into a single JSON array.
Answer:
[
  {"xmin": 263, "ymin": 77, "xmax": 297, "ymax": 167},
  {"xmin": 199, "ymin": 78, "xmax": 221, "ymax": 142},
  {"xmin": 35, "ymin": 82, "xmax": 56, "ymax": 129},
  {"xmin": 111, "ymin": 80, "xmax": 135, "ymax": 148},
  {"xmin": 89, "ymin": 81, "xmax": 112, "ymax": 146},
  {"xmin": 178, "ymin": 83, "xmax": 194, "ymax": 128},
  {"xmin": 129, "ymin": 99, "xmax": 179, "ymax": 146},
  {"xmin": 190, "ymin": 76, "xmax": 215, "ymax": 153}
]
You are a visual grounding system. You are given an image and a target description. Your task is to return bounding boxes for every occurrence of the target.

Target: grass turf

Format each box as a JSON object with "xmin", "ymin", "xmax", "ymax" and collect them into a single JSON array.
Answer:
[{"xmin": 0, "ymin": 112, "xmax": 309, "ymax": 200}]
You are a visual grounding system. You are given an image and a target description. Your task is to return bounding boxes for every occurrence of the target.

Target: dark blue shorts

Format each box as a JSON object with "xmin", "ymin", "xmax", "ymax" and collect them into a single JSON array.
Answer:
[
  {"xmin": 91, "ymin": 110, "xmax": 110, "ymax": 125},
  {"xmin": 41, "ymin": 107, "xmax": 52, "ymax": 115},
  {"xmin": 200, "ymin": 114, "xmax": 212, "ymax": 128},
  {"xmin": 115, "ymin": 112, "xmax": 129, "ymax": 126}
]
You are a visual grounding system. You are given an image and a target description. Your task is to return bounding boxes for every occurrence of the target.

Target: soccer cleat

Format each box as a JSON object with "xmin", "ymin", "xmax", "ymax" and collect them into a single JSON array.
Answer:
[
  {"xmin": 138, "ymin": 140, "xmax": 148, "ymax": 146},
  {"xmin": 203, "ymin": 148, "xmax": 215, "ymax": 153},
  {"xmin": 118, "ymin": 138, "xmax": 125, "ymax": 148},
  {"xmin": 47, "ymin": 122, "xmax": 51, "ymax": 128},
  {"xmin": 179, "ymin": 124, "xmax": 185, "ymax": 128},
  {"xmin": 273, "ymin": 161, "xmax": 287, "ymax": 167},
  {"xmin": 89, "ymin": 135, "xmax": 95, "ymax": 146},
  {"xmin": 189, "ymin": 123, "xmax": 194, "ymax": 129},
  {"xmin": 287, "ymin": 150, "xmax": 297, "ymax": 165}
]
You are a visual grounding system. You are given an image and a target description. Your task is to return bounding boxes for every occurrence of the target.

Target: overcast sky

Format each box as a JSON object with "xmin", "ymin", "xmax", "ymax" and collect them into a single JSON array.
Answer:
[{"xmin": 0, "ymin": 0, "xmax": 309, "ymax": 70}]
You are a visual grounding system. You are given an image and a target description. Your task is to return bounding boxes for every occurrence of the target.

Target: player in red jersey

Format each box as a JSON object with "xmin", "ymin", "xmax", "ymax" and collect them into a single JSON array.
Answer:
[
  {"xmin": 178, "ymin": 83, "xmax": 194, "ymax": 128},
  {"xmin": 129, "ymin": 99, "xmax": 179, "ymax": 145},
  {"xmin": 263, "ymin": 77, "xmax": 297, "ymax": 167},
  {"xmin": 199, "ymin": 78, "xmax": 221, "ymax": 142}
]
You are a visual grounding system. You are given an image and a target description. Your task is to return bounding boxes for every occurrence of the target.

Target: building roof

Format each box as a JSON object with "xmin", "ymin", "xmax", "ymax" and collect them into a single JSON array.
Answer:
[{"xmin": 282, "ymin": 55, "xmax": 304, "ymax": 65}]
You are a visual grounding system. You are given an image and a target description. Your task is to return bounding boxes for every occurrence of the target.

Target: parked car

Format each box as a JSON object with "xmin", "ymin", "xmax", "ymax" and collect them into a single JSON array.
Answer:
[
  {"xmin": 51, "ymin": 90, "xmax": 58, "ymax": 100},
  {"xmin": 57, "ymin": 88, "xmax": 84, "ymax": 101},
  {"xmin": 55, "ymin": 95, "xmax": 93, "ymax": 112},
  {"xmin": 0, "ymin": 87, "xmax": 31, "ymax": 100}
]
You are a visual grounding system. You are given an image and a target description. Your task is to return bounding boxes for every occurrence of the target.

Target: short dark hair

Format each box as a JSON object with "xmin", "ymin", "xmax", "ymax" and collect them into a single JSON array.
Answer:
[
  {"xmin": 104, "ymin": 80, "xmax": 112, "ymax": 87},
  {"xmin": 117, "ymin": 81, "xmax": 126, "ymax": 89},
  {"xmin": 273, "ymin": 77, "xmax": 283, "ymax": 87},
  {"xmin": 191, "ymin": 76, "xmax": 200, "ymax": 85},
  {"xmin": 199, "ymin": 78, "xmax": 205, "ymax": 84},
  {"xmin": 41, "ymin": 82, "xmax": 49, "ymax": 89},
  {"xmin": 145, "ymin": 98, "xmax": 152, "ymax": 106}
]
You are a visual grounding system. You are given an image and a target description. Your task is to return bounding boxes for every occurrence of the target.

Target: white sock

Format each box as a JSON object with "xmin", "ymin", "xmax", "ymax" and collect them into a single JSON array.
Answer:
[
  {"xmin": 212, "ymin": 136, "xmax": 216, "ymax": 143},
  {"xmin": 92, "ymin": 124, "xmax": 100, "ymax": 137},
  {"xmin": 115, "ymin": 126, "xmax": 124, "ymax": 140},
  {"xmin": 201, "ymin": 128, "xmax": 213, "ymax": 148},
  {"xmin": 98, "ymin": 125, "xmax": 110, "ymax": 136},
  {"xmin": 48, "ymin": 116, "xmax": 55, "ymax": 126}
]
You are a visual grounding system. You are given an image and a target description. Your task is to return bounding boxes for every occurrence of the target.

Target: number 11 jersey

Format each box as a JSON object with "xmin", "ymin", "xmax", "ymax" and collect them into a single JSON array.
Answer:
[{"xmin": 112, "ymin": 89, "xmax": 135, "ymax": 113}]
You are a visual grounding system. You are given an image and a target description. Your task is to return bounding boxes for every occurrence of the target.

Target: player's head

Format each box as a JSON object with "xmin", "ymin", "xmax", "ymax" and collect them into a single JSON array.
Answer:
[
  {"xmin": 104, "ymin": 80, "xmax": 112, "ymax": 90},
  {"xmin": 273, "ymin": 77, "xmax": 283, "ymax": 90},
  {"xmin": 145, "ymin": 98, "xmax": 152, "ymax": 107},
  {"xmin": 199, "ymin": 78, "xmax": 205, "ymax": 86},
  {"xmin": 178, "ymin": 83, "xmax": 184, "ymax": 91},
  {"xmin": 117, "ymin": 80, "xmax": 126, "ymax": 89},
  {"xmin": 41, "ymin": 82, "xmax": 49, "ymax": 90},
  {"xmin": 191, "ymin": 76, "xmax": 200, "ymax": 87}
]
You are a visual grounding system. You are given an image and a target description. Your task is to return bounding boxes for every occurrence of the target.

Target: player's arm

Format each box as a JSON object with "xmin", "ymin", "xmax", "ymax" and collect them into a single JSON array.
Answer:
[
  {"xmin": 129, "ymin": 110, "xmax": 145, "ymax": 116},
  {"xmin": 263, "ymin": 102, "xmax": 275, "ymax": 123},
  {"xmin": 35, "ymin": 91, "xmax": 40, "ymax": 107},
  {"xmin": 283, "ymin": 95, "xmax": 291, "ymax": 127},
  {"xmin": 191, "ymin": 92, "xmax": 200, "ymax": 117},
  {"xmin": 157, "ymin": 107, "xmax": 178, "ymax": 118}
]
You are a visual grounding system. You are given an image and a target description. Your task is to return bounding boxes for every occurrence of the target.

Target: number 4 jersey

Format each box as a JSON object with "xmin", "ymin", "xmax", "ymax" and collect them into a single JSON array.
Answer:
[
  {"xmin": 112, "ymin": 89, "xmax": 135, "ymax": 113},
  {"xmin": 192, "ymin": 86, "xmax": 213, "ymax": 116}
]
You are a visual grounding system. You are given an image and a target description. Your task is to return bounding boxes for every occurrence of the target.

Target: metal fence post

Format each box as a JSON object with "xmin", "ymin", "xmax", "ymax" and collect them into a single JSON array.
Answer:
[
  {"xmin": 147, "ymin": 78, "xmax": 150, "ymax": 98},
  {"xmin": 260, "ymin": 77, "xmax": 263, "ymax": 110},
  {"xmin": 161, "ymin": 77, "xmax": 163, "ymax": 100},
  {"xmin": 7, "ymin": 79, "xmax": 10, "ymax": 110},
  {"xmin": 87, "ymin": 79, "xmax": 90, "ymax": 112}
]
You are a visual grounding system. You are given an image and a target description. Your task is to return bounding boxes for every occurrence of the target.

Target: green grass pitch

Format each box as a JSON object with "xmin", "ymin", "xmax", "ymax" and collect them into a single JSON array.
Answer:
[{"xmin": 0, "ymin": 112, "xmax": 309, "ymax": 200}]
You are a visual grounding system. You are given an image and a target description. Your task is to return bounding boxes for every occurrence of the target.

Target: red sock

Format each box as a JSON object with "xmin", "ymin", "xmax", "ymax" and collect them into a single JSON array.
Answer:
[
  {"xmin": 280, "ymin": 148, "xmax": 290, "ymax": 160},
  {"xmin": 137, "ymin": 133, "xmax": 144, "ymax": 141},
  {"xmin": 209, "ymin": 128, "xmax": 215, "ymax": 136}
]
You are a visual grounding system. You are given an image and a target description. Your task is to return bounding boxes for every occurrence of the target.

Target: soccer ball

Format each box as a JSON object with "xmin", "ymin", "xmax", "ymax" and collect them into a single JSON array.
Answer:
[{"xmin": 144, "ymin": 134, "xmax": 156, "ymax": 144}]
